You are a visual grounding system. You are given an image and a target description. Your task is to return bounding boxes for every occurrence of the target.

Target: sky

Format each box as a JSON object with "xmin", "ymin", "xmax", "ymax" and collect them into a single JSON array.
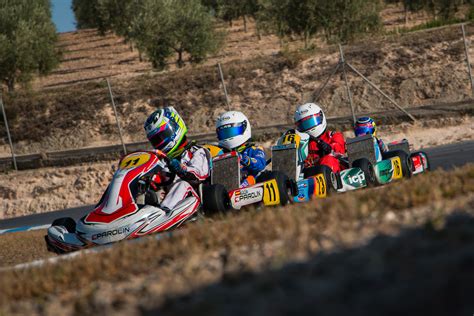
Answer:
[{"xmin": 51, "ymin": 0, "xmax": 76, "ymax": 33}]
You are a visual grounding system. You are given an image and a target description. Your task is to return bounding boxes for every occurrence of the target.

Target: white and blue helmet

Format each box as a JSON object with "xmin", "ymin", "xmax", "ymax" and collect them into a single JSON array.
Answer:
[
  {"xmin": 294, "ymin": 103, "xmax": 327, "ymax": 138},
  {"xmin": 216, "ymin": 111, "xmax": 251, "ymax": 150}
]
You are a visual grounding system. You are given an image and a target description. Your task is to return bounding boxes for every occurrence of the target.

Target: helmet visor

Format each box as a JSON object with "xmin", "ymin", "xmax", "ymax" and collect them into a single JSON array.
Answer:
[
  {"xmin": 355, "ymin": 124, "xmax": 374, "ymax": 137},
  {"xmin": 296, "ymin": 113, "xmax": 323, "ymax": 132},
  {"xmin": 216, "ymin": 123, "xmax": 245, "ymax": 141},
  {"xmin": 148, "ymin": 123, "xmax": 175, "ymax": 150}
]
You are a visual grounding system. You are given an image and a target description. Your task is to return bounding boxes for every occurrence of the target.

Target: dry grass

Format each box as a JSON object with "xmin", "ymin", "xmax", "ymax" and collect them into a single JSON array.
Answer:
[
  {"xmin": 0, "ymin": 230, "xmax": 52, "ymax": 268},
  {"xmin": 0, "ymin": 165, "xmax": 472, "ymax": 314}
]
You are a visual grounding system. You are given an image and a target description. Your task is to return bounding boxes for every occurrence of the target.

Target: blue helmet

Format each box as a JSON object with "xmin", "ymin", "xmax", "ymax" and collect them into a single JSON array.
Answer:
[{"xmin": 354, "ymin": 117, "xmax": 377, "ymax": 137}]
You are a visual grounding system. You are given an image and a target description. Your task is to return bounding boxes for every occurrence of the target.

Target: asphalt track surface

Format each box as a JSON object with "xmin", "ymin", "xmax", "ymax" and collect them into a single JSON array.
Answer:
[{"xmin": 0, "ymin": 140, "xmax": 473, "ymax": 232}]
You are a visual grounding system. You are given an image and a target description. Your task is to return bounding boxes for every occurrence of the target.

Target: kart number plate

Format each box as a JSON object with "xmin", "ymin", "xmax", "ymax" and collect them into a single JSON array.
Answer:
[
  {"xmin": 119, "ymin": 153, "xmax": 151, "ymax": 170},
  {"xmin": 313, "ymin": 174, "xmax": 326, "ymax": 198},
  {"xmin": 392, "ymin": 157, "xmax": 403, "ymax": 179},
  {"xmin": 263, "ymin": 179, "xmax": 280, "ymax": 206},
  {"xmin": 282, "ymin": 133, "xmax": 301, "ymax": 147}
]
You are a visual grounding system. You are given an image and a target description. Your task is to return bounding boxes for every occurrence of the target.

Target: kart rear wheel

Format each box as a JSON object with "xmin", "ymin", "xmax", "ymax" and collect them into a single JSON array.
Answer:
[
  {"xmin": 352, "ymin": 158, "xmax": 377, "ymax": 186},
  {"xmin": 201, "ymin": 184, "xmax": 230, "ymax": 214},
  {"xmin": 303, "ymin": 165, "xmax": 338, "ymax": 192},
  {"xmin": 383, "ymin": 149, "xmax": 413, "ymax": 178},
  {"xmin": 52, "ymin": 217, "xmax": 76, "ymax": 233},
  {"xmin": 256, "ymin": 171, "xmax": 290, "ymax": 206}
]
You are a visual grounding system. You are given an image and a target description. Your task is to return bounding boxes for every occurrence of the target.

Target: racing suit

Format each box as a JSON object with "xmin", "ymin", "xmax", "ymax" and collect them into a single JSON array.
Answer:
[
  {"xmin": 374, "ymin": 137, "xmax": 388, "ymax": 162},
  {"xmin": 150, "ymin": 145, "xmax": 211, "ymax": 212},
  {"xmin": 239, "ymin": 144, "xmax": 267, "ymax": 187},
  {"xmin": 305, "ymin": 130, "xmax": 346, "ymax": 173}
]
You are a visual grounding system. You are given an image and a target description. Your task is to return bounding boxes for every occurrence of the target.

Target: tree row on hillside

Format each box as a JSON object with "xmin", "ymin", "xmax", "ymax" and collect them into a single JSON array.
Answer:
[
  {"xmin": 0, "ymin": 0, "xmax": 59, "ymax": 92},
  {"xmin": 72, "ymin": 0, "xmax": 223, "ymax": 70},
  {"xmin": 387, "ymin": 0, "xmax": 473, "ymax": 21}
]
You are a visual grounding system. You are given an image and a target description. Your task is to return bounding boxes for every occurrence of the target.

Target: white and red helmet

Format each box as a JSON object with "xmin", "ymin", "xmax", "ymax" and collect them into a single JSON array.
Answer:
[
  {"xmin": 216, "ymin": 111, "xmax": 251, "ymax": 150},
  {"xmin": 294, "ymin": 103, "xmax": 327, "ymax": 138}
]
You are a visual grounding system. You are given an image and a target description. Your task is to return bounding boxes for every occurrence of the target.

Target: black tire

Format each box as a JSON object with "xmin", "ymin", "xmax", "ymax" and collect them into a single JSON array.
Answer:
[
  {"xmin": 382, "ymin": 149, "xmax": 413, "ymax": 178},
  {"xmin": 52, "ymin": 217, "xmax": 76, "ymax": 233},
  {"xmin": 201, "ymin": 184, "xmax": 230, "ymax": 214},
  {"xmin": 303, "ymin": 165, "xmax": 338, "ymax": 192},
  {"xmin": 352, "ymin": 158, "xmax": 377, "ymax": 186},
  {"xmin": 411, "ymin": 151, "xmax": 430, "ymax": 171},
  {"xmin": 256, "ymin": 171, "xmax": 290, "ymax": 206}
]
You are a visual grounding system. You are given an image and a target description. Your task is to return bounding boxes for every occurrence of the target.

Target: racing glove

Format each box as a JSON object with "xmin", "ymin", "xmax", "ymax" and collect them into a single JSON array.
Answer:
[
  {"xmin": 318, "ymin": 139, "xmax": 332, "ymax": 156},
  {"xmin": 239, "ymin": 153, "xmax": 251, "ymax": 167},
  {"xmin": 168, "ymin": 159, "xmax": 186, "ymax": 175}
]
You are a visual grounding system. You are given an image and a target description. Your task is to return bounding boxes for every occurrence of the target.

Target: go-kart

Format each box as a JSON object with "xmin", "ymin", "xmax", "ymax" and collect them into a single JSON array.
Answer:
[
  {"xmin": 271, "ymin": 132, "xmax": 429, "ymax": 200},
  {"xmin": 201, "ymin": 144, "xmax": 292, "ymax": 212},
  {"xmin": 45, "ymin": 150, "xmax": 223, "ymax": 254},
  {"xmin": 271, "ymin": 133, "xmax": 328, "ymax": 203},
  {"xmin": 340, "ymin": 134, "xmax": 430, "ymax": 190}
]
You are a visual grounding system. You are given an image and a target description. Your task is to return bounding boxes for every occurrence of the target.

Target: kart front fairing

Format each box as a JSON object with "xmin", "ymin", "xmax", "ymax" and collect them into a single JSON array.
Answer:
[{"xmin": 46, "ymin": 151, "xmax": 195, "ymax": 253}]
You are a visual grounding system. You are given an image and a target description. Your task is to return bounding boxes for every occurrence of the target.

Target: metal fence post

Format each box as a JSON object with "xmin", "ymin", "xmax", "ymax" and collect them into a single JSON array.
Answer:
[
  {"xmin": 461, "ymin": 24, "xmax": 474, "ymax": 97},
  {"xmin": 313, "ymin": 62, "xmax": 341, "ymax": 102},
  {"xmin": 339, "ymin": 45, "xmax": 356, "ymax": 126},
  {"xmin": 346, "ymin": 63, "xmax": 417, "ymax": 122},
  {"xmin": 0, "ymin": 95, "xmax": 17, "ymax": 171},
  {"xmin": 106, "ymin": 79, "xmax": 127, "ymax": 155},
  {"xmin": 217, "ymin": 63, "xmax": 231, "ymax": 110}
]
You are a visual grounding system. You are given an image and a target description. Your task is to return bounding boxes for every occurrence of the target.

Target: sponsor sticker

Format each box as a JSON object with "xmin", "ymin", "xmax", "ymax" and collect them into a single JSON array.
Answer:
[
  {"xmin": 343, "ymin": 169, "xmax": 366, "ymax": 188},
  {"xmin": 92, "ymin": 226, "xmax": 131, "ymax": 240},
  {"xmin": 375, "ymin": 160, "xmax": 393, "ymax": 184},
  {"xmin": 233, "ymin": 187, "xmax": 263, "ymax": 206}
]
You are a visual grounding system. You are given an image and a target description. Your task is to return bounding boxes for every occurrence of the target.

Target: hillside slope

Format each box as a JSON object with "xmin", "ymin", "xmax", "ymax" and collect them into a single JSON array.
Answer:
[{"xmin": 1, "ymin": 12, "xmax": 474, "ymax": 156}]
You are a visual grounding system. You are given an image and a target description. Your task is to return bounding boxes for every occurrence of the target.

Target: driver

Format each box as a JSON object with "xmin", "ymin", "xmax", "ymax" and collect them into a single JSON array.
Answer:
[
  {"xmin": 143, "ymin": 106, "xmax": 211, "ymax": 213},
  {"xmin": 294, "ymin": 103, "xmax": 346, "ymax": 173},
  {"xmin": 215, "ymin": 111, "xmax": 267, "ymax": 187},
  {"xmin": 354, "ymin": 116, "xmax": 388, "ymax": 159}
]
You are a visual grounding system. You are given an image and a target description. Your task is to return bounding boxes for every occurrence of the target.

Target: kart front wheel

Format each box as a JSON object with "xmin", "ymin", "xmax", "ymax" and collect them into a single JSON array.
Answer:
[
  {"xmin": 352, "ymin": 158, "xmax": 377, "ymax": 186},
  {"xmin": 201, "ymin": 184, "xmax": 230, "ymax": 214},
  {"xmin": 51, "ymin": 217, "xmax": 76, "ymax": 233},
  {"xmin": 303, "ymin": 165, "xmax": 338, "ymax": 192},
  {"xmin": 383, "ymin": 149, "xmax": 413, "ymax": 178},
  {"xmin": 256, "ymin": 171, "xmax": 290, "ymax": 206}
]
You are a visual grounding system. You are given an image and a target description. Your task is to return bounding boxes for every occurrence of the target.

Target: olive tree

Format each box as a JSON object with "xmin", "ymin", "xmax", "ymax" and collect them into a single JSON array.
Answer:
[
  {"xmin": 131, "ymin": 0, "xmax": 224, "ymax": 69},
  {"xmin": 0, "ymin": 0, "xmax": 59, "ymax": 91}
]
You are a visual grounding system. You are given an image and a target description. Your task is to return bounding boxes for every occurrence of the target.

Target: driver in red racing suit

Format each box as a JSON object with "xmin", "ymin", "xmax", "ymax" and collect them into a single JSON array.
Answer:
[{"xmin": 294, "ymin": 103, "xmax": 346, "ymax": 173}]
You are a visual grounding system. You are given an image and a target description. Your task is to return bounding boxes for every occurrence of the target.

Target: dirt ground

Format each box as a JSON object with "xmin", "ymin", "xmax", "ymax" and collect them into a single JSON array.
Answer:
[{"xmin": 0, "ymin": 116, "xmax": 472, "ymax": 220}]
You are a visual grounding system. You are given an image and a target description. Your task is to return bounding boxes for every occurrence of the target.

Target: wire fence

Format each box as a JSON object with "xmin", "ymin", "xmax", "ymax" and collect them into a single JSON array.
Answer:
[{"xmin": 1, "ymin": 23, "xmax": 474, "ymax": 171}]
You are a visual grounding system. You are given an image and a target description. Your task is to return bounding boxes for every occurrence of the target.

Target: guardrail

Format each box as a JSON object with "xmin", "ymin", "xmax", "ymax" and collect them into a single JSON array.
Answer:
[{"xmin": 0, "ymin": 100, "xmax": 472, "ymax": 171}]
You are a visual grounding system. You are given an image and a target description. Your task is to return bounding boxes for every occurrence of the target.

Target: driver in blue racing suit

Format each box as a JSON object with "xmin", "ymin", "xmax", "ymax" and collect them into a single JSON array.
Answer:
[
  {"xmin": 215, "ymin": 111, "xmax": 266, "ymax": 187},
  {"xmin": 354, "ymin": 116, "xmax": 388, "ymax": 162}
]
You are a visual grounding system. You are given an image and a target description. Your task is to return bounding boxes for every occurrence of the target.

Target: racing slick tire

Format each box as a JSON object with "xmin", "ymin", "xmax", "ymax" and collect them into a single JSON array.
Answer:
[
  {"xmin": 303, "ymin": 165, "xmax": 338, "ymax": 192},
  {"xmin": 256, "ymin": 171, "xmax": 291, "ymax": 206},
  {"xmin": 201, "ymin": 184, "xmax": 230, "ymax": 214},
  {"xmin": 51, "ymin": 217, "xmax": 76, "ymax": 233},
  {"xmin": 383, "ymin": 149, "xmax": 413, "ymax": 178},
  {"xmin": 352, "ymin": 158, "xmax": 378, "ymax": 186}
]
